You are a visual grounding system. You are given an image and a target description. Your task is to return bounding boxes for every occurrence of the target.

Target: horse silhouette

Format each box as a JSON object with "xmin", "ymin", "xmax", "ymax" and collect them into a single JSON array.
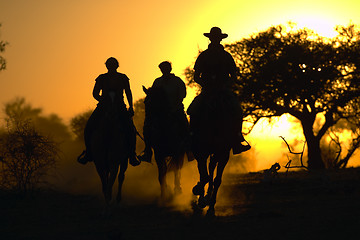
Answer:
[
  {"xmin": 142, "ymin": 86, "xmax": 187, "ymax": 201},
  {"xmin": 189, "ymin": 92, "xmax": 242, "ymax": 216},
  {"xmin": 91, "ymin": 93, "xmax": 131, "ymax": 208}
]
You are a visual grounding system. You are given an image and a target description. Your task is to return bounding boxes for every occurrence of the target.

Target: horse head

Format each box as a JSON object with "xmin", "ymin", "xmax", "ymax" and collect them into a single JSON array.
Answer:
[
  {"xmin": 143, "ymin": 86, "xmax": 169, "ymax": 117},
  {"xmin": 142, "ymin": 85, "xmax": 149, "ymax": 94}
]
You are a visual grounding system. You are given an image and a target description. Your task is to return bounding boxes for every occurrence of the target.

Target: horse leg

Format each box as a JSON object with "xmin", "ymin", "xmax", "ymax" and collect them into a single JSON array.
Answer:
[
  {"xmin": 174, "ymin": 154, "xmax": 184, "ymax": 195},
  {"xmin": 116, "ymin": 160, "xmax": 128, "ymax": 203},
  {"xmin": 105, "ymin": 162, "xmax": 119, "ymax": 205},
  {"xmin": 174, "ymin": 167, "xmax": 182, "ymax": 196},
  {"xmin": 192, "ymin": 154, "xmax": 210, "ymax": 208},
  {"xmin": 207, "ymin": 151, "xmax": 230, "ymax": 216},
  {"xmin": 155, "ymin": 153, "xmax": 168, "ymax": 201},
  {"xmin": 205, "ymin": 155, "xmax": 217, "ymax": 204},
  {"xmin": 102, "ymin": 173, "xmax": 110, "ymax": 204},
  {"xmin": 95, "ymin": 164, "xmax": 110, "ymax": 205},
  {"xmin": 192, "ymin": 154, "xmax": 209, "ymax": 195}
]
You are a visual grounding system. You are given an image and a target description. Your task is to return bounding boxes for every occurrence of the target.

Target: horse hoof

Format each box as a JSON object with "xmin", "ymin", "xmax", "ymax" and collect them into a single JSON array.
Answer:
[
  {"xmin": 198, "ymin": 196, "xmax": 207, "ymax": 208},
  {"xmin": 204, "ymin": 194, "xmax": 211, "ymax": 204},
  {"xmin": 206, "ymin": 207, "xmax": 215, "ymax": 217},
  {"xmin": 192, "ymin": 182, "xmax": 204, "ymax": 196}
]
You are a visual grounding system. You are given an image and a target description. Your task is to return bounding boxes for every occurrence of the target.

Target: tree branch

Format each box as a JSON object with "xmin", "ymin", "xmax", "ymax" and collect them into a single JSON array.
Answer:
[{"xmin": 280, "ymin": 136, "xmax": 308, "ymax": 170}]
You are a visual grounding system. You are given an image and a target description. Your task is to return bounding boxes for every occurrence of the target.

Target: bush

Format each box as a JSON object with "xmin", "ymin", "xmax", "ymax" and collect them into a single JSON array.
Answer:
[{"xmin": 0, "ymin": 119, "xmax": 58, "ymax": 193}]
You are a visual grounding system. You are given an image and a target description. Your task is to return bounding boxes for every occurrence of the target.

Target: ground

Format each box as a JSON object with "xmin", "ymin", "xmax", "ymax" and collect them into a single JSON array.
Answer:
[{"xmin": 1, "ymin": 168, "xmax": 360, "ymax": 240}]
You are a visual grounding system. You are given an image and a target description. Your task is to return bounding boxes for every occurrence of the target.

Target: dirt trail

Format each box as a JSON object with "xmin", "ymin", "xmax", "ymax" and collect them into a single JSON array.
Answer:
[{"xmin": 1, "ymin": 169, "xmax": 360, "ymax": 240}]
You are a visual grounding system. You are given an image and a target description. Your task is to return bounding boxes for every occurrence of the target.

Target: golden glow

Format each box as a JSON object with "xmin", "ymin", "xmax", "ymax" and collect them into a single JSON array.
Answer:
[
  {"xmin": 1, "ymin": 0, "xmax": 360, "ymax": 120},
  {"xmin": 294, "ymin": 15, "xmax": 339, "ymax": 38},
  {"xmin": 247, "ymin": 114, "xmax": 304, "ymax": 171}
]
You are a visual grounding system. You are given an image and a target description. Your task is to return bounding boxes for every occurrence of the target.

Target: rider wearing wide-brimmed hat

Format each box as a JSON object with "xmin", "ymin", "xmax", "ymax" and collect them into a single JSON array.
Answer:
[{"xmin": 187, "ymin": 27, "xmax": 251, "ymax": 154}]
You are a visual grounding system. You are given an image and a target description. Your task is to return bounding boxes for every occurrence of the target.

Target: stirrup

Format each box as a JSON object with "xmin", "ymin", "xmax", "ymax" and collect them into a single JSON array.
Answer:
[
  {"xmin": 77, "ymin": 151, "xmax": 88, "ymax": 165},
  {"xmin": 129, "ymin": 156, "xmax": 141, "ymax": 167},
  {"xmin": 137, "ymin": 150, "xmax": 152, "ymax": 163}
]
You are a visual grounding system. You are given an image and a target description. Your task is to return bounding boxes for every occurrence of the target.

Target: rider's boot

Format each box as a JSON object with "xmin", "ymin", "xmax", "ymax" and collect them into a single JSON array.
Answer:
[
  {"xmin": 77, "ymin": 124, "xmax": 93, "ymax": 165},
  {"xmin": 77, "ymin": 150, "xmax": 92, "ymax": 165}
]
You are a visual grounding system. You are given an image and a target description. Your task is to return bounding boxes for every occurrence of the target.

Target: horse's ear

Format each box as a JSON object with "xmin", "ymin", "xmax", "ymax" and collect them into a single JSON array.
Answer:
[{"xmin": 142, "ymin": 85, "xmax": 148, "ymax": 94}]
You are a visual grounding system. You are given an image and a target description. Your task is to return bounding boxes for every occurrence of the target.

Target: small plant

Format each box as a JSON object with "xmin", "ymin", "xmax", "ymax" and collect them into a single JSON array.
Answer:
[{"xmin": 0, "ymin": 119, "xmax": 58, "ymax": 193}]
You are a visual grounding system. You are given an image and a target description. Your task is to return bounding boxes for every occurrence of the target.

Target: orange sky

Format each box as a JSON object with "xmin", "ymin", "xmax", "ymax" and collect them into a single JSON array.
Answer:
[{"xmin": 1, "ymin": 0, "xmax": 359, "ymax": 121}]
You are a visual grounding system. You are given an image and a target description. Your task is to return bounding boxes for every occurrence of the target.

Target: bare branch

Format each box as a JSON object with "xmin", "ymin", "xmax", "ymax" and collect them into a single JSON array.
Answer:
[{"xmin": 280, "ymin": 136, "xmax": 308, "ymax": 171}]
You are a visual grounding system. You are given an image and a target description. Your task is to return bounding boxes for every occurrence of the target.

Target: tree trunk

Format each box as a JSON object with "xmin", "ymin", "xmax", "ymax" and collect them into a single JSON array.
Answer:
[
  {"xmin": 306, "ymin": 138, "xmax": 325, "ymax": 170},
  {"xmin": 301, "ymin": 118, "xmax": 325, "ymax": 170}
]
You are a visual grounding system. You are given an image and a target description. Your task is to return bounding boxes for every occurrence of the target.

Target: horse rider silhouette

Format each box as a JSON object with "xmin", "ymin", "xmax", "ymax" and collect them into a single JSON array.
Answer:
[
  {"xmin": 188, "ymin": 27, "xmax": 251, "ymax": 154},
  {"xmin": 138, "ymin": 61, "xmax": 191, "ymax": 163},
  {"xmin": 78, "ymin": 57, "xmax": 140, "ymax": 167}
]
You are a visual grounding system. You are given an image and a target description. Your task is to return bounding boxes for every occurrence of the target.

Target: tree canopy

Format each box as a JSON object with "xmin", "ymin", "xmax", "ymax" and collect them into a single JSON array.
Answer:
[
  {"xmin": 0, "ymin": 23, "xmax": 7, "ymax": 71},
  {"xmin": 225, "ymin": 23, "xmax": 360, "ymax": 170},
  {"xmin": 0, "ymin": 98, "xmax": 60, "ymax": 192}
]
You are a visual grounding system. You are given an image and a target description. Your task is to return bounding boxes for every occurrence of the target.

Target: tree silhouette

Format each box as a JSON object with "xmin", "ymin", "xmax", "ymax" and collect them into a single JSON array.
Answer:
[
  {"xmin": 0, "ymin": 100, "xmax": 60, "ymax": 192},
  {"xmin": 70, "ymin": 110, "xmax": 92, "ymax": 141},
  {"xmin": 4, "ymin": 97, "xmax": 71, "ymax": 142},
  {"xmin": 0, "ymin": 23, "xmax": 7, "ymax": 71},
  {"xmin": 133, "ymin": 97, "xmax": 145, "ymax": 133},
  {"xmin": 224, "ymin": 23, "xmax": 360, "ymax": 170}
]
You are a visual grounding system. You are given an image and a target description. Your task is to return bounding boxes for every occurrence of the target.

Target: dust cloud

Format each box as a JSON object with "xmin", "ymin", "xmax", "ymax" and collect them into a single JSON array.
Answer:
[
  {"xmin": 52, "ymin": 136, "xmax": 254, "ymax": 213},
  {"xmin": 51, "ymin": 135, "xmax": 200, "ymax": 208}
]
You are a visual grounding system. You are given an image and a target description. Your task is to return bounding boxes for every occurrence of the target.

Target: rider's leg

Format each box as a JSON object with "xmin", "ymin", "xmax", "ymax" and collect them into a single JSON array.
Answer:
[
  {"xmin": 178, "ymin": 111, "xmax": 194, "ymax": 161},
  {"xmin": 232, "ymin": 107, "xmax": 251, "ymax": 155},
  {"xmin": 78, "ymin": 109, "xmax": 99, "ymax": 164}
]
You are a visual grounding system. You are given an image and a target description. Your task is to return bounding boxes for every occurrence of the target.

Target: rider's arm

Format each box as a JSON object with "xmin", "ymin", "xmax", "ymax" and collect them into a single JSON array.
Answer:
[
  {"xmin": 124, "ymin": 80, "xmax": 134, "ymax": 116},
  {"xmin": 180, "ymin": 79, "xmax": 186, "ymax": 99},
  {"xmin": 228, "ymin": 54, "xmax": 238, "ymax": 85},
  {"xmin": 194, "ymin": 53, "xmax": 205, "ymax": 87},
  {"xmin": 92, "ymin": 81, "xmax": 102, "ymax": 102}
]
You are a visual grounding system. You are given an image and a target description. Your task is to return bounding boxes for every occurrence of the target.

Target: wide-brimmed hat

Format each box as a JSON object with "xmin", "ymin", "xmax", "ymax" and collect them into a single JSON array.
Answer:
[{"xmin": 204, "ymin": 27, "xmax": 228, "ymax": 39}]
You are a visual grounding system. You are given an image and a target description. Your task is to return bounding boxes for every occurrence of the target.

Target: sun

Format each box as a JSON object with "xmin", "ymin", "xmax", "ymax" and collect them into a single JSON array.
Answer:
[{"xmin": 293, "ymin": 14, "xmax": 339, "ymax": 38}]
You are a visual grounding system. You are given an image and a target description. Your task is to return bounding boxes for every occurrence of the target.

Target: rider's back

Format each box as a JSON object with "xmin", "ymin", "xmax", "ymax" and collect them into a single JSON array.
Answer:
[{"xmin": 96, "ymin": 72, "xmax": 129, "ymax": 108}]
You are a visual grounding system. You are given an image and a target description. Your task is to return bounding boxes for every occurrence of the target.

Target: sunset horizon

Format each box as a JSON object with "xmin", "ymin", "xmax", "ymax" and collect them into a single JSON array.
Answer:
[{"xmin": 1, "ymin": 0, "xmax": 360, "ymax": 121}]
